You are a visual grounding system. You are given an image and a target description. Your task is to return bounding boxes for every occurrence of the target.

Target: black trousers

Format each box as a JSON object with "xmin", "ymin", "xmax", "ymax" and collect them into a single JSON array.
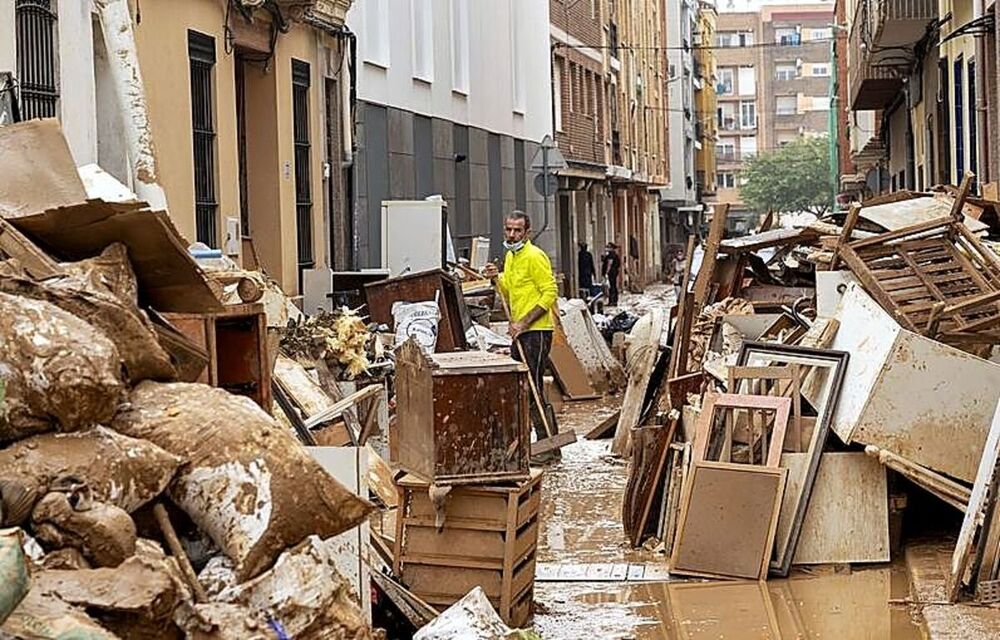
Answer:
[
  {"xmin": 607, "ymin": 270, "xmax": 620, "ymax": 306},
  {"xmin": 512, "ymin": 330, "xmax": 558, "ymax": 442}
]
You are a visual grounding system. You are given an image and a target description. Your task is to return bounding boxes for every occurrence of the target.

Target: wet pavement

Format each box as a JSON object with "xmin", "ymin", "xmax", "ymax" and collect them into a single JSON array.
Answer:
[{"xmin": 532, "ymin": 397, "xmax": 928, "ymax": 639}]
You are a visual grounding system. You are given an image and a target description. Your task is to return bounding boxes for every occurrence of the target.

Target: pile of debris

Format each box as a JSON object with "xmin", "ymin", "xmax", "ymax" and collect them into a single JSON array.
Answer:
[
  {"xmin": 0, "ymin": 120, "xmax": 376, "ymax": 638},
  {"xmin": 612, "ymin": 173, "xmax": 1000, "ymax": 600}
]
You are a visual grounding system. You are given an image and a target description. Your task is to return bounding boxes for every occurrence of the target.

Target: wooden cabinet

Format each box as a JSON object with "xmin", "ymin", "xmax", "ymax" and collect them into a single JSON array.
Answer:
[
  {"xmin": 393, "ymin": 340, "xmax": 530, "ymax": 486},
  {"xmin": 161, "ymin": 303, "xmax": 271, "ymax": 411}
]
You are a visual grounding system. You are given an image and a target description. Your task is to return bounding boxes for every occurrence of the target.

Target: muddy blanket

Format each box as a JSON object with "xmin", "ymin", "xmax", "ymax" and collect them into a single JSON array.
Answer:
[{"xmin": 112, "ymin": 382, "xmax": 375, "ymax": 582}]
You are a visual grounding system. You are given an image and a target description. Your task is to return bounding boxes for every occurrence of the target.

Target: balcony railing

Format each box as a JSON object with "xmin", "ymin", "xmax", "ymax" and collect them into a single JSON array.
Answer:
[{"xmin": 849, "ymin": 0, "xmax": 937, "ymax": 110}]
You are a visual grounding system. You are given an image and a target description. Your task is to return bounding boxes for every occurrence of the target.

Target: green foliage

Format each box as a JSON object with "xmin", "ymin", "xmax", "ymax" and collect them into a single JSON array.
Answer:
[{"xmin": 739, "ymin": 136, "xmax": 833, "ymax": 216}]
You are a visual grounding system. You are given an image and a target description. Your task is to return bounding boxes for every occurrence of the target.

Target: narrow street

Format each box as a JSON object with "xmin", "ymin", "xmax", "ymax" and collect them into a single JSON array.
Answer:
[{"xmin": 533, "ymin": 399, "xmax": 926, "ymax": 639}]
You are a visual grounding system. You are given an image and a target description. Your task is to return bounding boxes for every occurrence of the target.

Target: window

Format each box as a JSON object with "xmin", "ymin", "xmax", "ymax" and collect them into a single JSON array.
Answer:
[
  {"xmin": 188, "ymin": 31, "xmax": 218, "ymax": 248},
  {"xmin": 718, "ymin": 102, "xmax": 737, "ymax": 130},
  {"xmin": 292, "ymin": 60, "xmax": 314, "ymax": 272},
  {"xmin": 776, "ymin": 64, "xmax": 796, "ymax": 81},
  {"xmin": 809, "ymin": 28, "xmax": 833, "ymax": 41},
  {"xmin": 450, "ymin": 0, "xmax": 469, "ymax": 94},
  {"xmin": 411, "ymin": 0, "xmax": 433, "ymax": 82},
  {"xmin": 717, "ymin": 67, "xmax": 735, "ymax": 95},
  {"xmin": 718, "ymin": 141, "xmax": 736, "ymax": 160},
  {"xmin": 717, "ymin": 171, "xmax": 736, "ymax": 188},
  {"xmin": 805, "ymin": 95, "xmax": 830, "ymax": 110},
  {"xmin": 554, "ymin": 59, "xmax": 563, "ymax": 131},
  {"xmin": 609, "ymin": 21, "xmax": 619, "ymax": 58},
  {"xmin": 740, "ymin": 135, "xmax": 758, "ymax": 157},
  {"xmin": 939, "ymin": 58, "xmax": 952, "ymax": 181},
  {"xmin": 715, "ymin": 32, "xmax": 736, "ymax": 47},
  {"xmin": 811, "ymin": 64, "xmax": 830, "ymax": 77},
  {"xmin": 363, "ymin": 0, "xmax": 390, "ymax": 67},
  {"xmin": 739, "ymin": 32, "xmax": 754, "ymax": 47},
  {"xmin": 776, "ymin": 95, "xmax": 797, "ymax": 115},
  {"xmin": 968, "ymin": 58, "xmax": 978, "ymax": 181},
  {"xmin": 954, "ymin": 55, "xmax": 964, "ymax": 180},
  {"xmin": 15, "ymin": 0, "xmax": 59, "ymax": 119},
  {"xmin": 775, "ymin": 27, "xmax": 800, "ymax": 46},
  {"xmin": 740, "ymin": 101, "xmax": 756, "ymax": 129},
  {"xmin": 738, "ymin": 66, "xmax": 755, "ymax": 96}
]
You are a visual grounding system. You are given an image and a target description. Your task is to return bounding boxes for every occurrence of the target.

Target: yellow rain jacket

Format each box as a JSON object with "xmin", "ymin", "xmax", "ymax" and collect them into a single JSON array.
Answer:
[{"xmin": 497, "ymin": 239, "xmax": 558, "ymax": 332}]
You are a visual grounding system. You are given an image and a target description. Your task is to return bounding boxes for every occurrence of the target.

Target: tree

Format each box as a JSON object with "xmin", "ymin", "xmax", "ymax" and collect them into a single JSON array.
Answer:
[{"xmin": 739, "ymin": 136, "xmax": 833, "ymax": 217}]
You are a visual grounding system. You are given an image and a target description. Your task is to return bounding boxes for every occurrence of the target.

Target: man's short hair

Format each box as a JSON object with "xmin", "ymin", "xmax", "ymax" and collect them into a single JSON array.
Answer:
[{"xmin": 505, "ymin": 210, "xmax": 531, "ymax": 229}]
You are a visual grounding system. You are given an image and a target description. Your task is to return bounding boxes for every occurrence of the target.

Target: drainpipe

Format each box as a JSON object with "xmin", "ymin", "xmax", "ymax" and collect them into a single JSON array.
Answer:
[
  {"xmin": 974, "ymin": 0, "xmax": 989, "ymax": 185},
  {"xmin": 94, "ymin": 0, "xmax": 168, "ymax": 210}
]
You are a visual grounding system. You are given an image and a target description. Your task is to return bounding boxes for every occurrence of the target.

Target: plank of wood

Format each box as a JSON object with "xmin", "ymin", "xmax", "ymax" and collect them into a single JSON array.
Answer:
[
  {"xmin": 667, "ymin": 236, "xmax": 698, "ymax": 382},
  {"xmin": 371, "ymin": 570, "xmax": 439, "ymax": 628},
  {"xmin": 865, "ymin": 445, "xmax": 970, "ymax": 510},
  {"xmin": 303, "ymin": 384, "xmax": 383, "ymax": 430},
  {"xmin": 584, "ymin": 409, "xmax": 622, "ymax": 440},
  {"xmin": 549, "ymin": 316, "xmax": 600, "ymax": 399},
  {"xmin": 829, "ymin": 203, "xmax": 861, "ymax": 271},
  {"xmin": 782, "ymin": 452, "xmax": 890, "ymax": 565},
  {"xmin": 669, "ymin": 461, "xmax": 787, "ymax": 580},
  {"xmin": 612, "ymin": 308, "xmax": 666, "ymax": 457},
  {"xmin": 367, "ymin": 446, "xmax": 398, "ymax": 509},
  {"xmin": 531, "ymin": 430, "xmax": 577, "ymax": 457},
  {"xmin": 693, "ymin": 204, "xmax": 730, "ymax": 309},
  {"xmin": 0, "ymin": 218, "xmax": 62, "ymax": 279},
  {"xmin": 623, "ymin": 421, "xmax": 677, "ymax": 547},
  {"xmin": 949, "ymin": 400, "xmax": 1000, "ymax": 601}
]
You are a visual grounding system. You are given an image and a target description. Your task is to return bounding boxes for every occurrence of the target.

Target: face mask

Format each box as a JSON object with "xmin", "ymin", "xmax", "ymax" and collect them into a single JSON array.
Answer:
[{"xmin": 503, "ymin": 239, "xmax": 525, "ymax": 252}]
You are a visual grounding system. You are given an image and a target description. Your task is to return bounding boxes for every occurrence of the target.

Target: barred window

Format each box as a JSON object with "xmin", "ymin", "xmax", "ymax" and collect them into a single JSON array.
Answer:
[{"xmin": 15, "ymin": 0, "xmax": 59, "ymax": 120}]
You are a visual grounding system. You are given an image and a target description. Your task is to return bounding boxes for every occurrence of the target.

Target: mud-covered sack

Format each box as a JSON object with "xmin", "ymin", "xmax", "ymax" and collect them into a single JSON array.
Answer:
[
  {"xmin": 0, "ymin": 292, "xmax": 124, "ymax": 442},
  {"xmin": 0, "ymin": 528, "xmax": 30, "ymax": 626},
  {"xmin": 62, "ymin": 243, "xmax": 140, "ymax": 306},
  {"xmin": 0, "ymin": 587, "xmax": 120, "ymax": 639},
  {"xmin": 112, "ymin": 382, "xmax": 375, "ymax": 582},
  {"xmin": 0, "ymin": 257, "xmax": 175, "ymax": 383},
  {"xmin": 0, "ymin": 427, "xmax": 182, "ymax": 527}
]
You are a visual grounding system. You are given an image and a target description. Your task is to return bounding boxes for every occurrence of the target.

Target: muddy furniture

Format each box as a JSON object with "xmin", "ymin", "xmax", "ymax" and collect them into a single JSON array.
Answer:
[
  {"xmin": 364, "ymin": 268, "xmax": 472, "ymax": 352},
  {"xmin": 393, "ymin": 340, "xmax": 531, "ymax": 485},
  {"xmin": 392, "ymin": 470, "xmax": 542, "ymax": 627},
  {"xmin": 161, "ymin": 303, "xmax": 271, "ymax": 411}
]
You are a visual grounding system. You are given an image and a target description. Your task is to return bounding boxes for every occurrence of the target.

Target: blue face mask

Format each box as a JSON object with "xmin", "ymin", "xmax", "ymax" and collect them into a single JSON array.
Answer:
[{"xmin": 503, "ymin": 239, "xmax": 526, "ymax": 252}]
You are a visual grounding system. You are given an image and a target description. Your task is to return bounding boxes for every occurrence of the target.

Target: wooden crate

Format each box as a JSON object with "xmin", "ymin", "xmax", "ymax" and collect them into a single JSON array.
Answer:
[
  {"xmin": 161, "ymin": 303, "xmax": 271, "ymax": 411},
  {"xmin": 393, "ymin": 470, "xmax": 542, "ymax": 627},
  {"xmin": 394, "ymin": 340, "xmax": 530, "ymax": 485}
]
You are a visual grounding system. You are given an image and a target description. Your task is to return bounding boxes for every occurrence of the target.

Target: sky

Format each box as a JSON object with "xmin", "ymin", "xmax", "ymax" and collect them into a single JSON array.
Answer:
[{"xmin": 717, "ymin": 0, "xmax": 834, "ymax": 12}]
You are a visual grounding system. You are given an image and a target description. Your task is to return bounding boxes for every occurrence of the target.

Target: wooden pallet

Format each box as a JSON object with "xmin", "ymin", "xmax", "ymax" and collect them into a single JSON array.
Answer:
[
  {"xmin": 834, "ymin": 174, "xmax": 1000, "ymax": 346},
  {"xmin": 393, "ymin": 470, "xmax": 542, "ymax": 627}
]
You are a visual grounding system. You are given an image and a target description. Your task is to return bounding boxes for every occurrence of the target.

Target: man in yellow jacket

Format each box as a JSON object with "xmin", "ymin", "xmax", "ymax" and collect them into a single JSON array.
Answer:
[{"xmin": 484, "ymin": 211, "xmax": 560, "ymax": 451}]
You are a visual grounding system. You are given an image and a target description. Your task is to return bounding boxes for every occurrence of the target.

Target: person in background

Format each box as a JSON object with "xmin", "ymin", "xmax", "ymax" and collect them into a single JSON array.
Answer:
[
  {"xmin": 577, "ymin": 242, "xmax": 598, "ymax": 299},
  {"xmin": 484, "ymin": 211, "xmax": 560, "ymax": 460},
  {"xmin": 601, "ymin": 242, "xmax": 622, "ymax": 306}
]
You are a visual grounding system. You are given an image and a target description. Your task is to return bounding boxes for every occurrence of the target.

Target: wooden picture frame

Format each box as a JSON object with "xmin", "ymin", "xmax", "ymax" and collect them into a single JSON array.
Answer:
[
  {"xmin": 693, "ymin": 393, "xmax": 791, "ymax": 467},
  {"xmin": 728, "ymin": 365, "xmax": 805, "ymax": 452},
  {"xmin": 669, "ymin": 461, "xmax": 787, "ymax": 580},
  {"xmin": 736, "ymin": 341, "xmax": 850, "ymax": 577}
]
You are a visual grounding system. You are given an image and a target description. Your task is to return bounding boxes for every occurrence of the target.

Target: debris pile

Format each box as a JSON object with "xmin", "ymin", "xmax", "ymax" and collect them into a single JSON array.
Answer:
[
  {"xmin": 0, "ymin": 119, "xmax": 376, "ymax": 638},
  {"xmin": 611, "ymin": 174, "xmax": 1000, "ymax": 601}
]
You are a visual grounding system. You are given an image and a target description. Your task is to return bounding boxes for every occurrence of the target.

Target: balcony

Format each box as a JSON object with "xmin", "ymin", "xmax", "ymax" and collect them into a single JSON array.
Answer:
[{"xmin": 849, "ymin": 0, "xmax": 938, "ymax": 110}]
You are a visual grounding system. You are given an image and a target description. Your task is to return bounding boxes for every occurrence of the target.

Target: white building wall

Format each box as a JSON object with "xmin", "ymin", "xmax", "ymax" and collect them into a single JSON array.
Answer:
[
  {"xmin": 0, "ymin": 1, "xmax": 99, "ymax": 166},
  {"xmin": 662, "ymin": 0, "xmax": 697, "ymax": 203},
  {"xmin": 346, "ymin": 0, "xmax": 552, "ymax": 143}
]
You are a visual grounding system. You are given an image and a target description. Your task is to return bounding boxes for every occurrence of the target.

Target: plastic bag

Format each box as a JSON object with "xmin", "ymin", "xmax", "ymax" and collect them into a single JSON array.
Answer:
[
  {"xmin": 392, "ymin": 300, "xmax": 440, "ymax": 354},
  {"xmin": 0, "ymin": 528, "xmax": 29, "ymax": 626}
]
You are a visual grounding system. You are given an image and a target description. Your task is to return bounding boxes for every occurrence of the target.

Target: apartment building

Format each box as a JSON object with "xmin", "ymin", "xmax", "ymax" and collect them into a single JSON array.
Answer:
[
  {"xmin": 845, "ymin": 0, "xmax": 998, "ymax": 198},
  {"xmin": 713, "ymin": 4, "xmax": 834, "ymax": 227},
  {"xmin": 551, "ymin": 0, "xmax": 613, "ymax": 292},
  {"xmin": 609, "ymin": 0, "xmax": 671, "ymax": 286},
  {"xmin": 660, "ymin": 0, "xmax": 700, "ymax": 252},
  {"xmin": 695, "ymin": 0, "xmax": 720, "ymax": 208},
  {"xmin": 346, "ymin": 0, "xmax": 552, "ymax": 271},
  {"xmin": 2, "ymin": 0, "xmax": 355, "ymax": 295}
]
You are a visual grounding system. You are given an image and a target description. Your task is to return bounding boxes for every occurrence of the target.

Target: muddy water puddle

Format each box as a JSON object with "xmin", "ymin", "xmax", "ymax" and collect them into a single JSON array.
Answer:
[
  {"xmin": 533, "ymin": 564, "xmax": 925, "ymax": 639},
  {"xmin": 537, "ymin": 401, "xmax": 925, "ymax": 638}
]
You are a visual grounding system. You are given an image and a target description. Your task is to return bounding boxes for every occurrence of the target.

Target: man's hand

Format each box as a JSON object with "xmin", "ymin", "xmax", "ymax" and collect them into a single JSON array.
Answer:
[
  {"xmin": 483, "ymin": 262, "xmax": 499, "ymax": 279},
  {"xmin": 508, "ymin": 320, "xmax": 528, "ymax": 339}
]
